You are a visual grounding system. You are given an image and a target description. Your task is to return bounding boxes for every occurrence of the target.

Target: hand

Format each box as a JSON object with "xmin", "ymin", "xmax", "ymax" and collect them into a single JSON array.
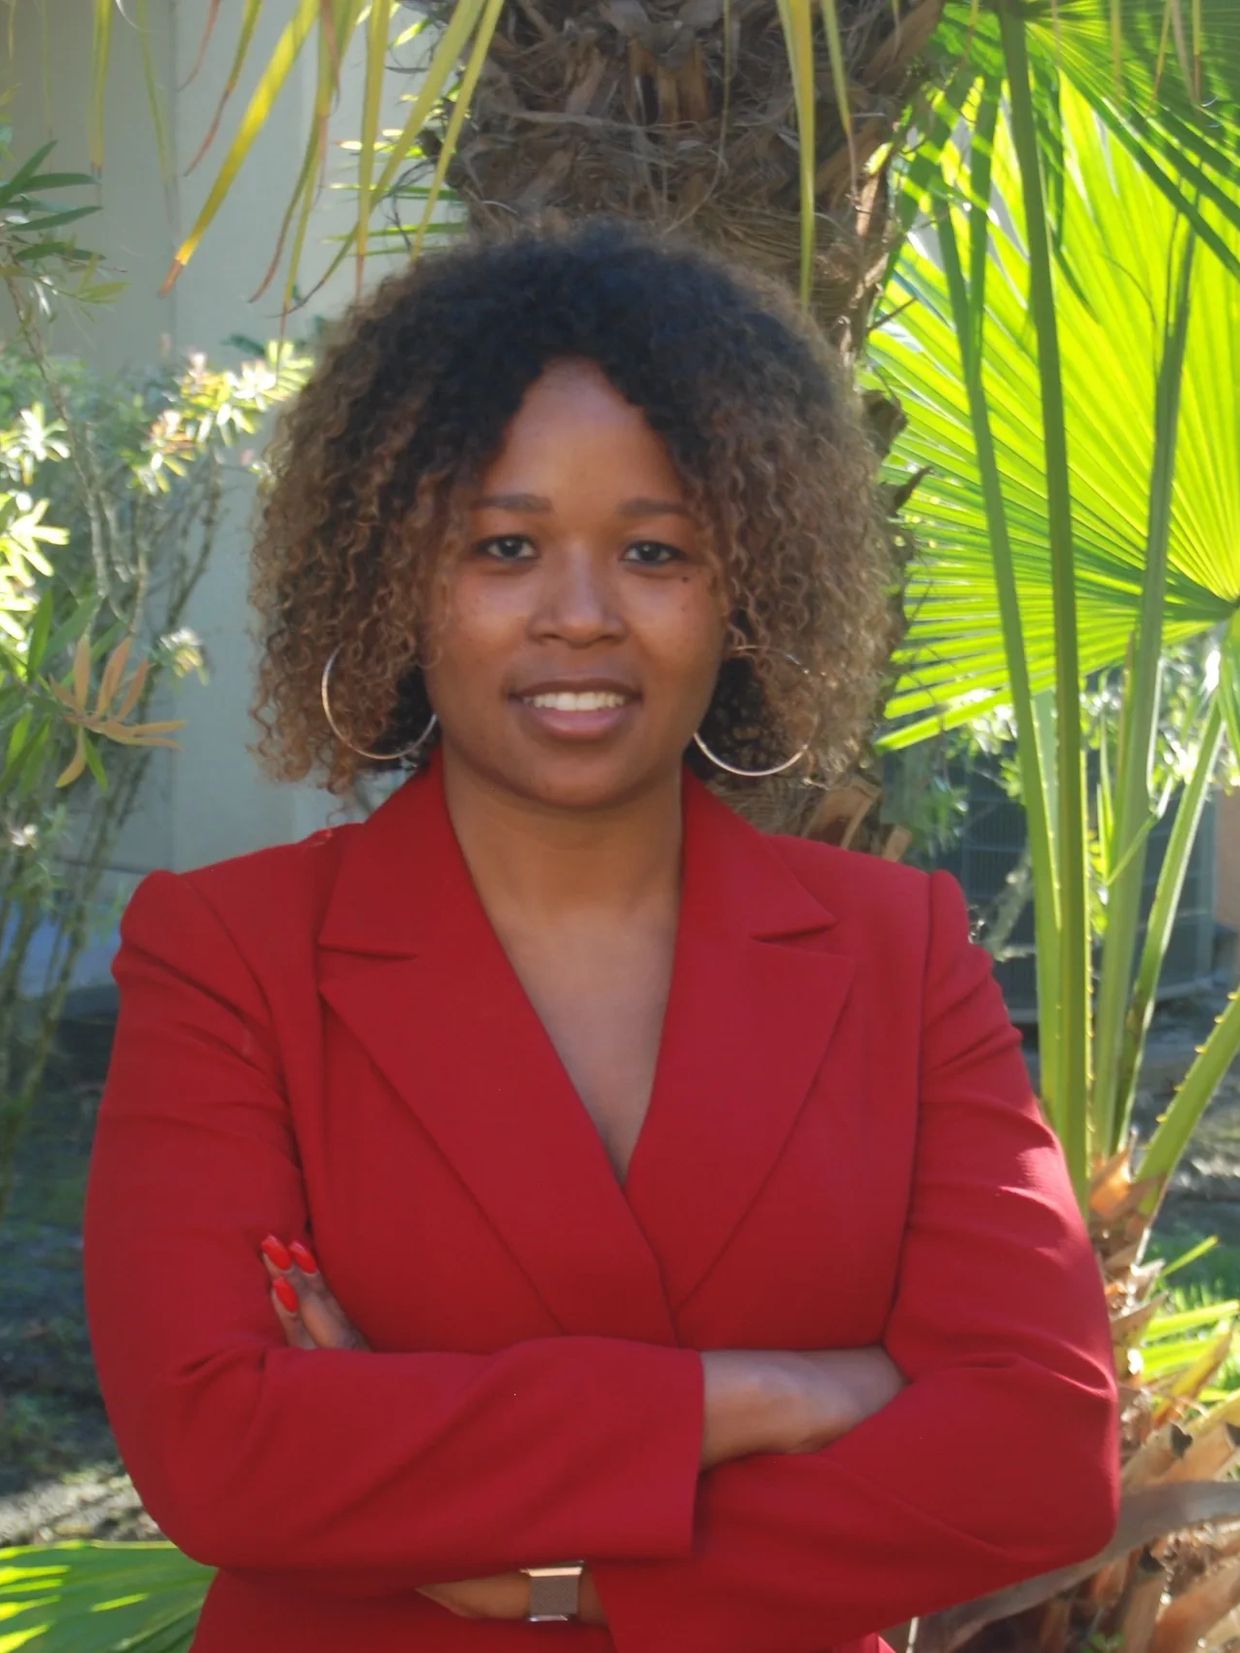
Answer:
[
  {"xmin": 700, "ymin": 1344, "xmax": 907, "ymax": 1466},
  {"xmin": 257, "ymin": 1234, "xmax": 607, "ymax": 1626},
  {"xmin": 772, "ymin": 1346, "xmax": 908, "ymax": 1452},
  {"xmin": 415, "ymin": 1574, "xmax": 531, "ymax": 1620},
  {"xmin": 258, "ymin": 1233, "xmax": 370, "ymax": 1350}
]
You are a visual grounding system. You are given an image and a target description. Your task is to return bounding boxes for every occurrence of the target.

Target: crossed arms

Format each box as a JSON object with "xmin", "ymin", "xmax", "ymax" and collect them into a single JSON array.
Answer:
[{"xmin": 82, "ymin": 867, "xmax": 1119, "ymax": 1653}]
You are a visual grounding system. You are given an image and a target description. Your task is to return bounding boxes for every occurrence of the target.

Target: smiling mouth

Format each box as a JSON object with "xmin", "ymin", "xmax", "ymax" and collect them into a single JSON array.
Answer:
[
  {"xmin": 509, "ymin": 691, "xmax": 640, "ymax": 739},
  {"xmin": 518, "ymin": 690, "xmax": 635, "ymax": 711}
]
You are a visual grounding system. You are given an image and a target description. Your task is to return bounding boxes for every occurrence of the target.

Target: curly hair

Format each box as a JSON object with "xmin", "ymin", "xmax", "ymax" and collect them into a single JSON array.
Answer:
[{"xmin": 248, "ymin": 217, "xmax": 893, "ymax": 828}]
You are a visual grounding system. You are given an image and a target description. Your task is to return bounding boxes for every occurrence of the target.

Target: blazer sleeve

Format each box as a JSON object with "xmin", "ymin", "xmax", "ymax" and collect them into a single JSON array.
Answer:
[
  {"xmin": 82, "ymin": 868, "xmax": 704, "ymax": 1595},
  {"xmin": 590, "ymin": 866, "xmax": 1121, "ymax": 1652}
]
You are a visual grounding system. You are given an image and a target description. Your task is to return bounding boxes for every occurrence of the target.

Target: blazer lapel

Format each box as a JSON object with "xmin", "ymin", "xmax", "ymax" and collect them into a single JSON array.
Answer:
[
  {"xmin": 623, "ymin": 772, "xmax": 854, "ymax": 1313},
  {"xmin": 317, "ymin": 749, "xmax": 677, "ymax": 1345},
  {"xmin": 317, "ymin": 747, "xmax": 853, "ymax": 1340}
]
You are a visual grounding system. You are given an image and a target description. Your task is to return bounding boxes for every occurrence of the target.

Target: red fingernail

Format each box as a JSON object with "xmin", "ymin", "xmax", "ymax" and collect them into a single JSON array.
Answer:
[
  {"xmin": 261, "ymin": 1234, "xmax": 293, "ymax": 1270},
  {"xmin": 289, "ymin": 1241, "xmax": 319, "ymax": 1275},
  {"xmin": 274, "ymin": 1276, "xmax": 299, "ymax": 1313}
]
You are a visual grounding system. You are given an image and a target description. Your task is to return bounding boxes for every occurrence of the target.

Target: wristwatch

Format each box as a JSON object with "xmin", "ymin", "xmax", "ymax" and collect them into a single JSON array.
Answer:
[{"xmin": 521, "ymin": 1560, "xmax": 585, "ymax": 1622}]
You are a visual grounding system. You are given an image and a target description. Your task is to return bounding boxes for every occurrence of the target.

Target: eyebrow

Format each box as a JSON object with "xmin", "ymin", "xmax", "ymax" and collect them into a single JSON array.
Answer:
[{"xmin": 471, "ymin": 492, "xmax": 694, "ymax": 519}]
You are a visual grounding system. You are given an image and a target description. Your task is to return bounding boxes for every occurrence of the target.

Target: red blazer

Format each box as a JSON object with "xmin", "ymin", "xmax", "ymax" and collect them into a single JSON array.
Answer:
[{"xmin": 83, "ymin": 743, "xmax": 1119, "ymax": 1653}]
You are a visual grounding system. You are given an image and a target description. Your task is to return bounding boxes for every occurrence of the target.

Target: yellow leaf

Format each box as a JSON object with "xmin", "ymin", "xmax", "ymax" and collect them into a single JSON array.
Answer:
[
  {"xmin": 124, "ymin": 718, "xmax": 188, "ymax": 736},
  {"xmin": 162, "ymin": 0, "xmax": 322, "ymax": 289},
  {"xmin": 95, "ymin": 636, "xmax": 132, "ymax": 716},
  {"xmin": 114, "ymin": 657, "xmax": 151, "ymax": 722},
  {"xmin": 55, "ymin": 729, "xmax": 88, "ymax": 788},
  {"xmin": 47, "ymin": 681, "xmax": 81, "ymax": 711}
]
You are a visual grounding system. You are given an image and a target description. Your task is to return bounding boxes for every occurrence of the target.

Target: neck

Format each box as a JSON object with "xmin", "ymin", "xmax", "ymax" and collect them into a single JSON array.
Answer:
[{"xmin": 437, "ymin": 745, "xmax": 685, "ymax": 928}]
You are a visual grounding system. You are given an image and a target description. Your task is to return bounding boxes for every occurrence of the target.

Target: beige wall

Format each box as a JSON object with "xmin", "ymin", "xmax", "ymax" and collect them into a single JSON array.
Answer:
[{"xmin": 6, "ymin": 2, "xmax": 411, "ymax": 912}]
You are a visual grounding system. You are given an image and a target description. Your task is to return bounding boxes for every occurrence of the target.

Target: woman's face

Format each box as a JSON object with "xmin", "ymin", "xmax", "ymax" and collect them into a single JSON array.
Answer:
[{"xmin": 419, "ymin": 357, "xmax": 731, "ymax": 811}]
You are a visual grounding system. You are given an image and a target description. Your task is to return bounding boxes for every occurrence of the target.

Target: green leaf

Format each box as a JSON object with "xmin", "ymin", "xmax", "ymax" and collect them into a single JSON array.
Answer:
[
  {"xmin": 870, "ymin": 80, "xmax": 1240, "ymax": 746},
  {"xmin": 7, "ymin": 172, "xmax": 98, "ymax": 194},
  {"xmin": 13, "ymin": 241, "xmax": 78, "ymax": 263},
  {"xmin": 16, "ymin": 205, "xmax": 100, "ymax": 232},
  {"xmin": 1148, "ymin": 1300, "xmax": 1240, "ymax": 1339},
  {"xmin": 926, "ymin": 0, "xmax": 1240, "ymax": 270},
  {"xmin": 42, "ymin": 596, "xmax": 98, "ymax": 666},
  {"xmin": 297, "ymin": 0, "xmax": 498, "ymax": 298},
  {"xmin": 163, "ymin": 0, "xmax": 322, "ymax": 290},
  {"xmin": 409, "ymin": 0, "xmax": 507, "ymax": 261},
  {"xmin": 80, "ymin": 729, "xmax": 109, "ymax": 791},
  {"xmin": 0, "ymin": 1540, "xmax": 210, "ymax": 1651},
  {"xmin": 136, "ymin": 0, "xmax": 175, "ymax": 189},
  {"xmin": 1158, "ymin": 1233, "xmax": 1221, "ymax": 1278},
  {"xmin": 182, "ymin": 0, "xmax": 264, "ymax": 176},
  {"xmin": 23, "ymin": 586, "xmax": 55, "ymax": 679},
  {"xmin": 1, "ymin": 139, "xmax": 57, "ymax": 200},
  {"xmin": 90, "ymin": 0, "xmax": 112, "ymax": 174},
  {"xmin": 355, "ymin": 0, "xmax": 397, "ymax": 289}
]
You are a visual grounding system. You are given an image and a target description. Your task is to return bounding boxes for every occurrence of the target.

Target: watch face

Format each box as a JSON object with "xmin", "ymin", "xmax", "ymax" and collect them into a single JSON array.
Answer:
[{"xmin": 525, "ymin": 1563, "xmax": 583, "ymax": 1622}]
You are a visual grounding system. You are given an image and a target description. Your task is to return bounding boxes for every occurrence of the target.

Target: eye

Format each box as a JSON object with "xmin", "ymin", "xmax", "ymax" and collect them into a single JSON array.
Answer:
[
  {"xmin": 623, "ymin": 541, "xmax": 685, "ymax": 567},
  {"xmin": 475, "ymin": 535, "xmax": 534, "ymax": 562}
]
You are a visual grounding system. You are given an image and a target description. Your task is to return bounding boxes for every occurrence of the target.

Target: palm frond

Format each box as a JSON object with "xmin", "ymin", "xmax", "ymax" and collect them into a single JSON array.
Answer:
[{"xmin": 871, "ymin": 77, "xmax": 1240, "ymax": 750}]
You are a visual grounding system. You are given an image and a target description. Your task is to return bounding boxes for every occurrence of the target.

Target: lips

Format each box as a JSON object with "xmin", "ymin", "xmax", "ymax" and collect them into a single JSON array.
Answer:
[{"xmin": 509, "ymin": 681, "xmax": 641, "ymax": 740}]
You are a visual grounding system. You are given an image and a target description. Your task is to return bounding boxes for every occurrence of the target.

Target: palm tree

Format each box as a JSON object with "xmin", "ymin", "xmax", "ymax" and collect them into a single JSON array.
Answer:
[
  {"xmin": 88, "ymin": 2, "xmax": 1239, "ymax": 858},
  {"xmin": 138, "ymin": 4, "xmax": 1238, "ymax": 337},
  {"xmin": 5, "ymin": 5, "xmax": 1236, "ymax": 1649},
  {"xmin": 872, "ymin": 71, "xmax": 1240, "ymax": 1653}
]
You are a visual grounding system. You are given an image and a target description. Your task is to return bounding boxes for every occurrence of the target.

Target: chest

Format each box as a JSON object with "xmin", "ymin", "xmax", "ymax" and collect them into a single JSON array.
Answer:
[
  {"xmin": 307, "ymin": 890, "xmax": 919, "ymax": 1356},
  {"xmin": 496, "ymin": 924, "xmax": 676, "ymax": 1187}
]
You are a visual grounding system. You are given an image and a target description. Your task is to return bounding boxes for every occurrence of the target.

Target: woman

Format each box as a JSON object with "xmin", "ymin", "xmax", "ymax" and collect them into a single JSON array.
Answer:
[{"xmin": 82, "ymin": 219, "xmax": 1119, "ymax": 1653}]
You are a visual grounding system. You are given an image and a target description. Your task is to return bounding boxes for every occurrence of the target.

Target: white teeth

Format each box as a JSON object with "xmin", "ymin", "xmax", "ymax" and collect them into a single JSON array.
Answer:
[{"xmin": 522, "ymin": 691, "xmax": 631, "ymax": 711}]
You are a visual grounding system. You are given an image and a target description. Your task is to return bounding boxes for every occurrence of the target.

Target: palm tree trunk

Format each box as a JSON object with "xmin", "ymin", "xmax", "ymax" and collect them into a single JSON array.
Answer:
[
  {"xmin": 424, "ymin": 0, "xmax": 944, "ymax": 842},
  {"xmin": 432, "ymin": 0, "xmax": 942, "ymax": 354}
]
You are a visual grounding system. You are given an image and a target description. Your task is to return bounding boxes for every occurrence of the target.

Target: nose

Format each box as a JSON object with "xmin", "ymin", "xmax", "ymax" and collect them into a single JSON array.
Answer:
[{"xmin": 530, "ymin": 545, "xmax": 625, "ymax": 643}]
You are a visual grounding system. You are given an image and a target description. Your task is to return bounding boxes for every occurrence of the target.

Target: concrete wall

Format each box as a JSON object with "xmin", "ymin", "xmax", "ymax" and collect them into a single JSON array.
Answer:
[
  {"xmin": 5, "ymin": 2, "xmax": 416, "ymax": 991},
  {"xmin": 4, "ymin": 2, "xmax": 420, "ymax": 993},
  {"xmin": 7, "ymin": 0, "xmax": 410, "ymax": 853}
]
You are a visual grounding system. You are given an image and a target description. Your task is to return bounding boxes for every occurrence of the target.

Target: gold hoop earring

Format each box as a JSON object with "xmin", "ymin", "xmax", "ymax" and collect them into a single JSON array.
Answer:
[
  {"xmin": 320, "ymin": 643, "xmax": 438, "ymax": 763},
  {"xmin": 692, "ymin": 644, "xmax": 812, "ymax": 779}
]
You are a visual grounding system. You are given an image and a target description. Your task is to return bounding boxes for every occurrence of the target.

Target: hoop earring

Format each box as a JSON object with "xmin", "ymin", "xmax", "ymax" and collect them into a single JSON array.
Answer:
[
  {"xmin": 320, "ymin": 643, "xmax": 438, "ymax": 763},
  {"xmin": 692, "ymin": 644, "xmax": 812, "ymax": 779}
]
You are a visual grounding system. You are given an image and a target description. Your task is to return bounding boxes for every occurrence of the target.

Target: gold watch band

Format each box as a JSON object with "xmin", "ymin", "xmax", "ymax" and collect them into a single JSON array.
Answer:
[{"xmin": 521, "ymin": 1561, "xmax": 585, "ymax": 1622}]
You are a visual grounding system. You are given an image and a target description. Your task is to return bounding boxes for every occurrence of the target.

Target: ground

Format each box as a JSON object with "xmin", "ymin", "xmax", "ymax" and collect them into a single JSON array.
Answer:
[
  {"xmin": 1, "ymin": 985, "xmax": 1238, "ymax": 1549},
  {"xmin": 0, "ymin": 1012, "xmax": 161, "ymax": 1545}
]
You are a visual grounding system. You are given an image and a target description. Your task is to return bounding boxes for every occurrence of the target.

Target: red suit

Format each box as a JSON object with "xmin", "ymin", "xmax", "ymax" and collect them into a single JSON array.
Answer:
[{"xmin": 83, "ymin": 744, "xmax": 1119, "ymax": 1651}]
